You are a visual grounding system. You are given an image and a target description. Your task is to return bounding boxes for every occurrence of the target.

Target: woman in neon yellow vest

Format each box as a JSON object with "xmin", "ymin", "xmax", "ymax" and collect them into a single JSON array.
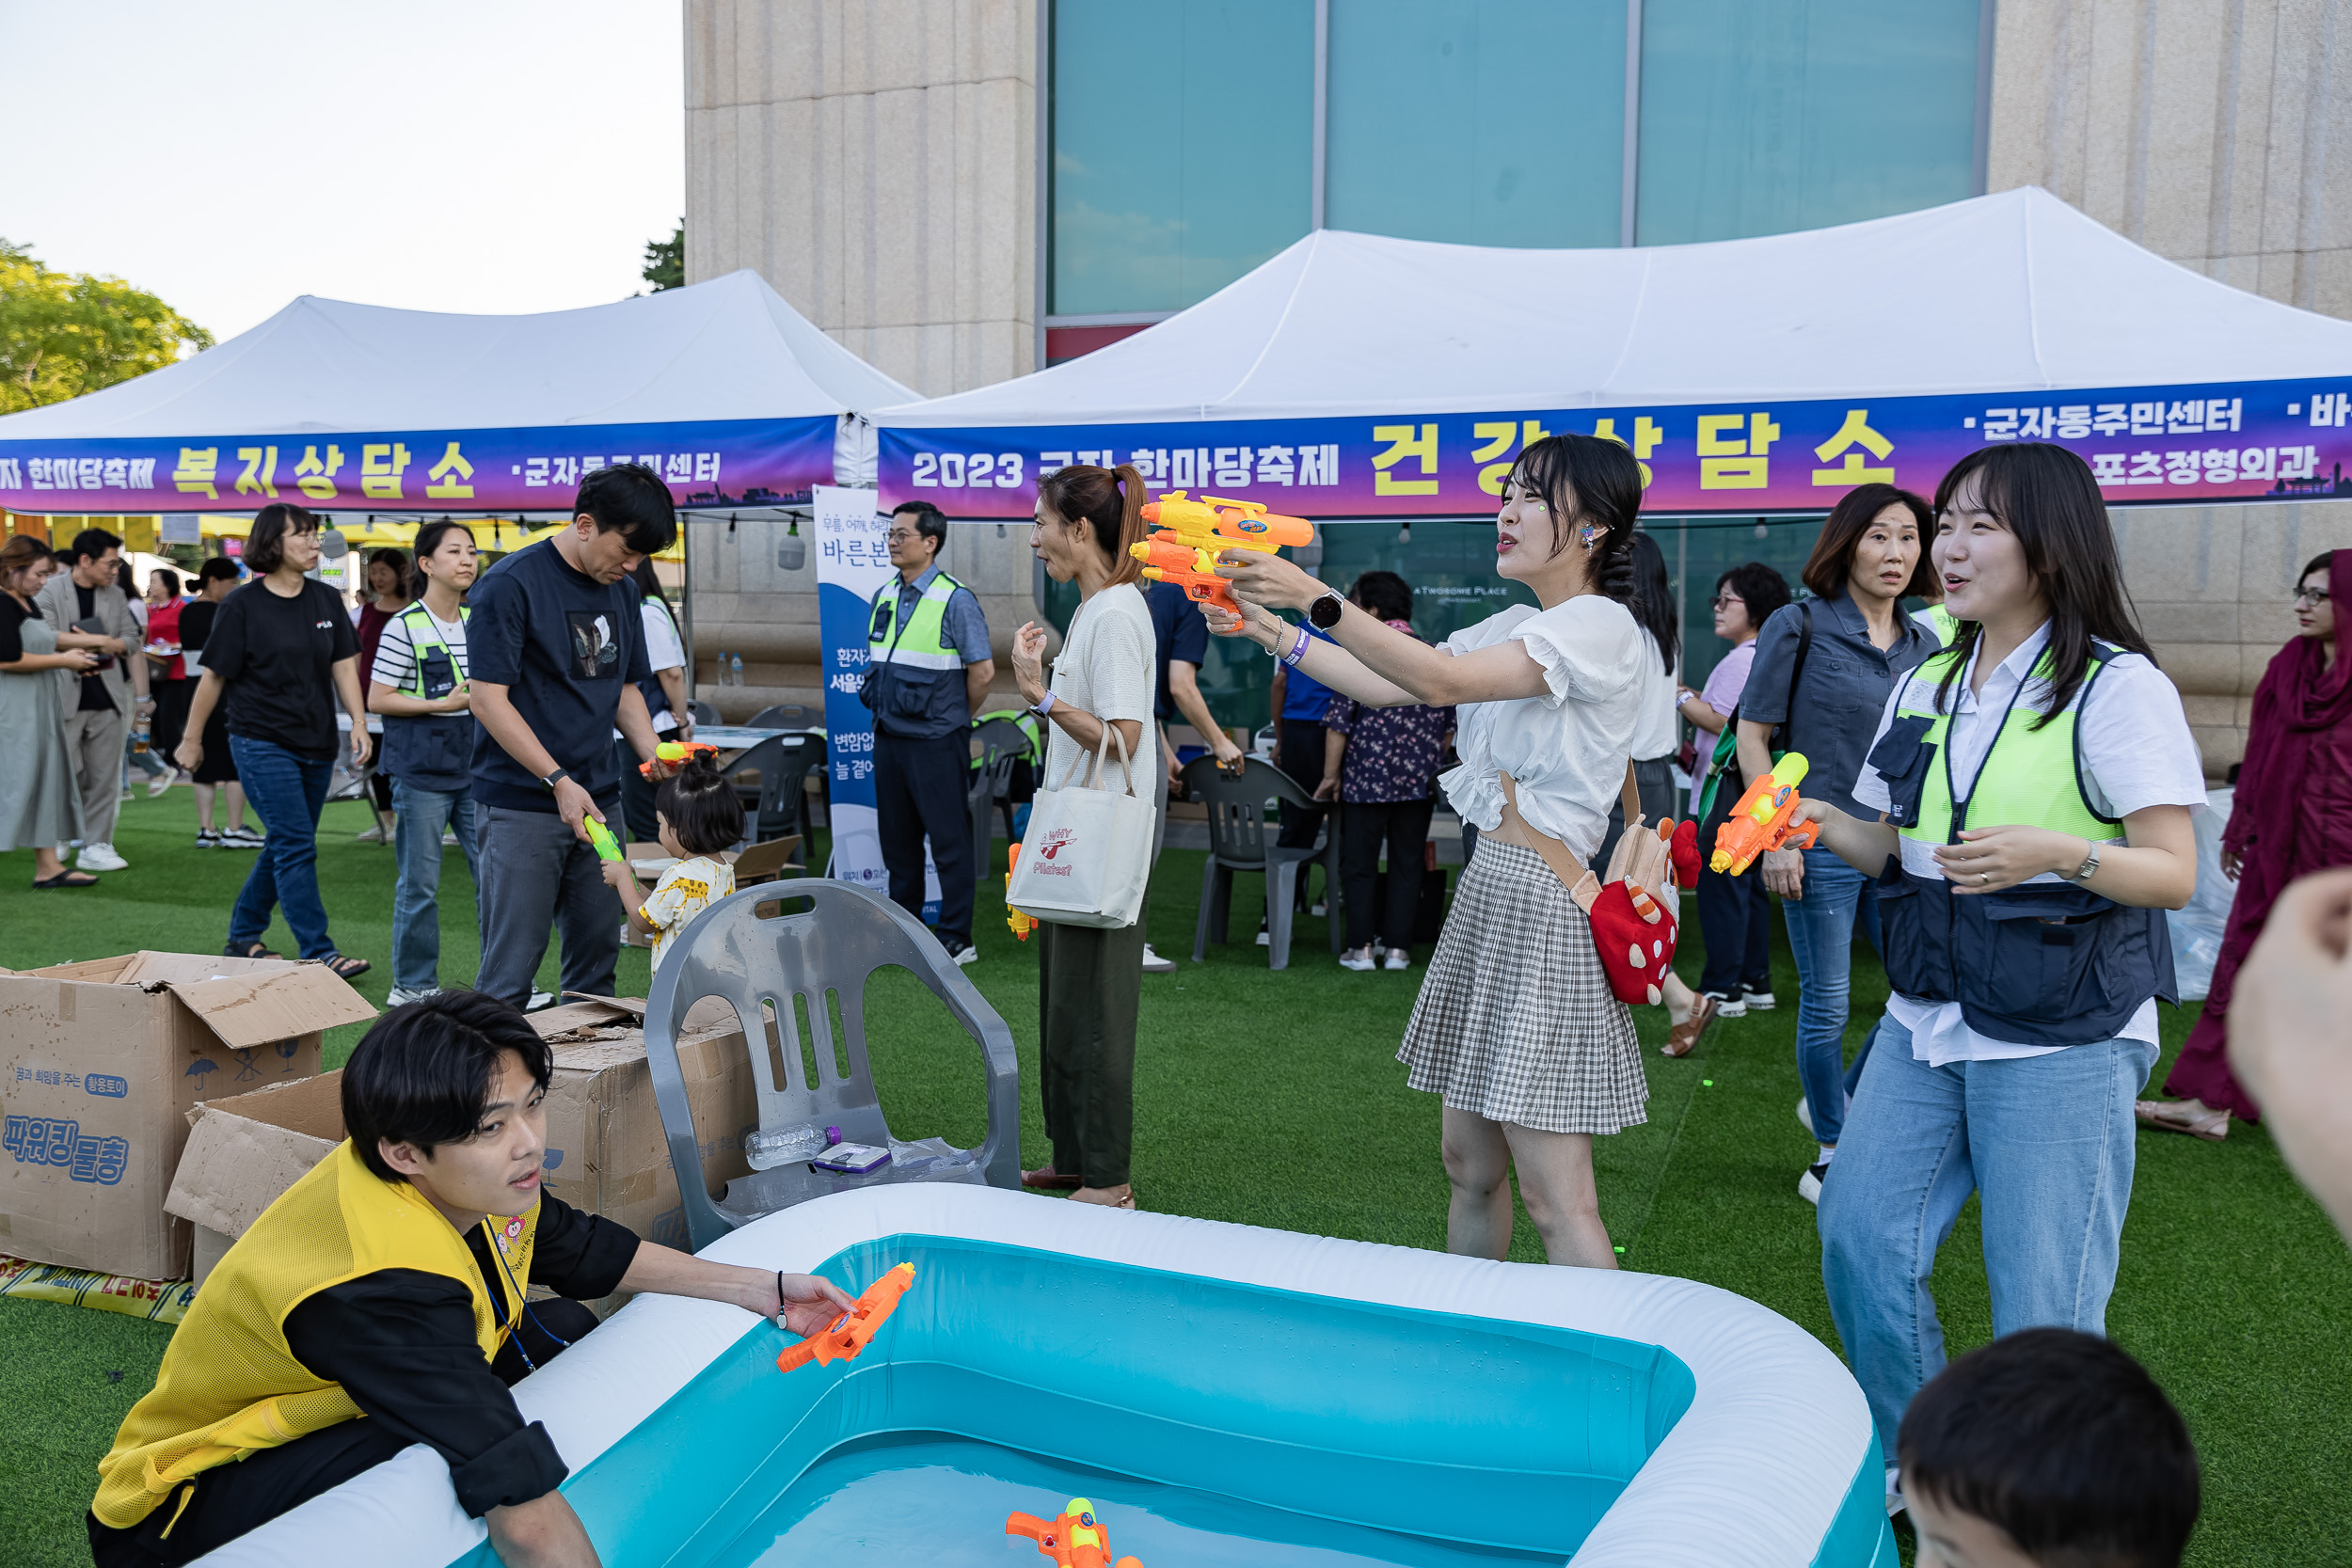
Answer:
[
  {"xmin": 1780, "ymin": 442, "xmax": 2205, "ymax": 1512},
  {"xmin": 89, "ymin": 992, "xmax": 853, "ymax": 1568}
]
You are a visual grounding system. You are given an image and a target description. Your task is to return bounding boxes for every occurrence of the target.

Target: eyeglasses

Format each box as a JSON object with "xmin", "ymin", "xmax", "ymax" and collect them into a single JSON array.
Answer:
[
  {"xmin": 2295, "ymin": 585, "xmax": 2330, "ymax": 605},
  {"xmin": 1711, "ymin": 594, "xmax": 1744, "ymax": 610},
  {"xmin": 884, "ymin": 530, "xmax": 923, "ymax": 545}
]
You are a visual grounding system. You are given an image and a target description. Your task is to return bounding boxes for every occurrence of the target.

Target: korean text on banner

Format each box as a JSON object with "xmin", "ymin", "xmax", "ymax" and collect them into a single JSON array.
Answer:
[{"xmin": 813, "ymin": 486, "xmax": 892, "ymax": 895}]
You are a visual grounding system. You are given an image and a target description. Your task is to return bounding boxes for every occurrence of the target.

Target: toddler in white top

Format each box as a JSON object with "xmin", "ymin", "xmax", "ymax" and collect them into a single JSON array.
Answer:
[{"xmin": 600, "ymin": 754, "xmax": 744, "ymax": 972}]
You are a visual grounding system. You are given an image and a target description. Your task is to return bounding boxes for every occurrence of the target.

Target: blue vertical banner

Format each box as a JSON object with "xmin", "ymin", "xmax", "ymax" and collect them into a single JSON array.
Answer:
[{"xmin": 813, "ymin": 485, "xmax": 892, "ymax": 893}]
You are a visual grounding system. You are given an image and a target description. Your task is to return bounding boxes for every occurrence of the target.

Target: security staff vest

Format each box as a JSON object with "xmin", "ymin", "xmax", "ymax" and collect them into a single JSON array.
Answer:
[
  {"xmin": 864, "ymin": 570, "xmax": 971, "ymax": 737},
  {"xmin": 378, "ymin": 601, "xmax": 474, "ymax": 792},
  {"xmin": 93, "ymin": 1142, "xmax": 537, "ymax": 1532},
  {"xmin": 1866, "ymin": 641, "xmax": 2174, "ymax": 1046}
]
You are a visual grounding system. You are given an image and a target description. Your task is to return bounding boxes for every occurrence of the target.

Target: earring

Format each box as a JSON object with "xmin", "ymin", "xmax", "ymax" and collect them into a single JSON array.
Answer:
[{"xmin": 1581, "ymin": 523, "xmax": 1605, "ymax": 552}]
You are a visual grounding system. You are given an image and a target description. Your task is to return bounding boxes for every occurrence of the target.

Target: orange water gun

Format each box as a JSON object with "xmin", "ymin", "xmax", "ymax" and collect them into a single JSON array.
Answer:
[
  {"xmin": 638, "ymin": 739, "xmax": 718, "ymax": 779},
  {"xmin": 1709, "ymin": 752, "xmax": 1820, "ymax": 875},
  {"xmin": 1006, "ymin": 1498, "xmax": 1142, "ymax": 1568},
  {"xmin": 1006, "ymin": 843, "xmax": 1038, "ymax": 941},
  {"xmin": 775, "ymin": 1262, "xmax": 914, "ymax": 1373},
  {"xmin": 1129, "ymin": 491, "xmax": 1313, "ymax": 616}
]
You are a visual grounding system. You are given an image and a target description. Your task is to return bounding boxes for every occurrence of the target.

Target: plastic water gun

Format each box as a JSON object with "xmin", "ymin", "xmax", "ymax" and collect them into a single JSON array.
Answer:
[
  {"xmin": 1006, "ymin": 843, "xmax": 1038, "ymax": 941},
  {"xmin": 581, "ymin": 816, "xmax": 625, "ymax": 863},
  {"xmin": 1006, "ymin": 1498, "xmax": 1142, "ymax": 1568},
  {"xmin": 776, "ymin": 1262, "xmax": 914, "ymax": 1373},
  {"xmin": 638, "ymin": 739, "xmax": 717, "ymax": 778},
  {"xmin": 1708, "ymin": 752, "xmax": 1820, "ymax": 875},
  {"xmin": 1129, "ymin": 491, "xmax": 1313, "ymax": 616}
]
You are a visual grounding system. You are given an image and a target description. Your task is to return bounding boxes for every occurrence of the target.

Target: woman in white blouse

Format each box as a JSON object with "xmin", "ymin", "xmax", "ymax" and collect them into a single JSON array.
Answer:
[
  {"xmin": 1009, "ymin": 463, "xmax": 1155, "ymax": 1211},
  {"xmin": 1215, "ymin": 434, "xmax": 1651, "ymax": 1268}
]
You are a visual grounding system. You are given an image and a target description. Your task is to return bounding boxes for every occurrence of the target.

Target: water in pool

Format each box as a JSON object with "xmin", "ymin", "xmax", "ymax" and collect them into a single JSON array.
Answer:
[{"xmin": 713, "ymin": 1433, "xmax": 1550, "ymax": 1568}]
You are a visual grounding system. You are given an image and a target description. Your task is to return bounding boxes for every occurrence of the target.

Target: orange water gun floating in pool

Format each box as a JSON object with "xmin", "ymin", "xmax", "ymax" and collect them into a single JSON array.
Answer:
[
  {"xmin": 1006, "ymin": 1498, "xmax": 1141, "ymax": 1568},
  {"xmin": 774, "ymin": 1262, "xmax": 914, "ymax": 1373}
]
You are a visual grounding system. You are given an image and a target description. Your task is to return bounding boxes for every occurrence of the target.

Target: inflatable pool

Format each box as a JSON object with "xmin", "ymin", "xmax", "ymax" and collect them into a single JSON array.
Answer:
[{"xmin": 196, "ymin": 1185, "xmax": 1894, "ymax": 1567}]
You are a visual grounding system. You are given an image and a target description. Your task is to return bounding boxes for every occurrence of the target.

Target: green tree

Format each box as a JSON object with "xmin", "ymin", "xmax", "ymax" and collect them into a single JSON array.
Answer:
[
  {"xmin": 0, "ymin": 239, "xmax": 215, "ymax": 414},
  {"xmin": 642, "ymin": 221, "xmax": 684, "ymax": 292}
]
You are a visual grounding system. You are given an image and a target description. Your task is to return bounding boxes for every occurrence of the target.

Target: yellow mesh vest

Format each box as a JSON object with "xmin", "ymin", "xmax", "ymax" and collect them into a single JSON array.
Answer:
[{"xmin": 92, "ymin": 1141, "xmax": 538, "ymax": 1531}]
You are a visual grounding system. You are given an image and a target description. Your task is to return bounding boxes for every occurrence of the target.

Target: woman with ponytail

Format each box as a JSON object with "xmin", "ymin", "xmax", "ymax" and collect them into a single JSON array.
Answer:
[
  {"xmin": 1010, "ymin": 463, "xmax": 1156, "ymax": 1209},
  {"xmin": 1214, "ymin": 433, "xmax": 1652, "ymax": 1268}
]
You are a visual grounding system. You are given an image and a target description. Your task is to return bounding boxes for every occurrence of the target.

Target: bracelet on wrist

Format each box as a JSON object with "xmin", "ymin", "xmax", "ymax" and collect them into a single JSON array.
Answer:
[{"xmin": 1278, "ymin": 626, "xmax": 1310, "ymax": 668}]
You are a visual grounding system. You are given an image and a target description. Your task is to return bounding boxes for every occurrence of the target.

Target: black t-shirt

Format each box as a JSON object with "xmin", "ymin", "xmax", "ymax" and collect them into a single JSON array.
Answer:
[
  {"xmin": 278, "ymin": 1193, "xmax": 638, "ymax": 1517},
  {"xmin": 74, "ymin": 582, "xmax": 116, "ymax": 713},
  {"xmin": 0, "ymin": 592, "xmax": 34, "ymax": 664},
  {"xmin": 467, "ymin": 541, "xmax": 650, "ymax": 812},
  {"xmin": 179, "ymin": 597, "xmax": 219, "ymax": 654},
  {"xmin": 1148, "ymin": 581, "xmax": 1210, "ymax": 722},
  {"xmin": 201, "ymin": 578, "xmax": 359, "ymax": 760}
]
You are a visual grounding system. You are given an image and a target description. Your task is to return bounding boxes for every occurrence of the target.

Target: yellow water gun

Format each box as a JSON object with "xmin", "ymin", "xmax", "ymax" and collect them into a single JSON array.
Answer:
[{"xmin": 1129, "ymin": 491, "xmax": 1313, "ymax": 616}]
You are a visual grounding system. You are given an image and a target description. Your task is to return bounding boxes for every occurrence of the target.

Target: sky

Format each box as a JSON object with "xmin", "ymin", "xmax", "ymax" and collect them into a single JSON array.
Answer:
[{"xmin": 0, "ymin": 0, "xmax": 686, "ymax": 342}]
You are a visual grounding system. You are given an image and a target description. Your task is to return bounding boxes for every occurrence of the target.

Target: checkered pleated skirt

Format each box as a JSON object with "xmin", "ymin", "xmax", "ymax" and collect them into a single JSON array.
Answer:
[{"xmin": 1397, "ymin": 837, "xmax": 1649, "ymax": 1135}]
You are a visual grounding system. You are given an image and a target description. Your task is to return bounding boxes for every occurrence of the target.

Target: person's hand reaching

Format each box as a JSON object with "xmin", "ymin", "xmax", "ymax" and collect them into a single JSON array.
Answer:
[
  {"xmin": 773, "ymin": 1272, "xmax": 860, "ymax": 1338},
  {"xmin": 1213, "ymin": 547, "xmax": 1325, "ymax": 613},
  {"xmin": 2229, "ymin": 866, "xmax": 2352, "ymax": 1243}
]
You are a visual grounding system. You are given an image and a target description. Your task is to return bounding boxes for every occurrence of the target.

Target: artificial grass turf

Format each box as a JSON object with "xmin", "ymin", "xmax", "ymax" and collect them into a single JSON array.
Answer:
[{"xmin": 2, "ymin": 786, "xmax": 2346, "ymax": 1565}]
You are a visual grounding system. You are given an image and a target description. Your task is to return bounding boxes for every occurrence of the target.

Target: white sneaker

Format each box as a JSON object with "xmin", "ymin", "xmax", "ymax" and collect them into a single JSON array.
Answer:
[
  {"xmin": 356, "ymin": 824, "xmax": 386, "ymax": 844},
  {"xmin": 1255, "ymin": 922, "xmax": 1271, "ymax": 947},
  {"xmin": 1140, "ymin": 943, "xmax": 1177, "ymax": 974},
  {"xmin": 1383, "ymin": 948, "xmax": 1410, "ymax": 971},
  {"xmin": 944, "ymin": 939, "xmax": 979, "ymax": 968},
  {"xmin": 1741, "ymin": 986, "xmax": 1776, "ymax": 1011},
  {"xmin": 1339, "ymin": 946, "xmax": 1376, "ymax": 972},
  {"xmin": 147, "ymin": 768, "xmax": 178, "ymax": 799},
  {"xmin": 1799, "ymin": 1162, "xmax": 1829, "ymax": 1205},
  {"xmin": 1796, "ymin": 1095, "xmax": 1814, "ymax": 1135},
  {"xmin": 221, "ymin": 827, "xmax": 265, "ymax": 847},
  {"xmin": 526, "ymin": 990, "xmax": 555, "ymax": 1011},
  {"xmin": 387, "ymin": 986, "xmax": 441, "ymax": 1006},
  {"xmin": 76, "ymin": 842, "xmax": 129, "ymax": 872},
  {"xmin": 1705, "ymin": 990, "xmax": 1748, "ymax": 1019},
  {"xmin": 442, "ymin": 829, "xmax": 459, "ymax": 847}
]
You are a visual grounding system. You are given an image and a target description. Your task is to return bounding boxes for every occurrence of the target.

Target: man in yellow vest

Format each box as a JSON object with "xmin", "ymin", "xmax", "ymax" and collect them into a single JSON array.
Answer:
[
  {"xmin": 88, "ymin": 992, "xmax": 853, "ymax": 1568},
  {"xmin": 862, "ymin": 499, "xmax": 994, "ymax": 965}
]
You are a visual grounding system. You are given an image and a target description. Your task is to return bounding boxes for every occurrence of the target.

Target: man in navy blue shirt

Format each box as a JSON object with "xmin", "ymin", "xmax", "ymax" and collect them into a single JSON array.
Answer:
[
  {"xmin": 1269, "ymin": 623, "xmax": 1337, "ymax": 925},
  {"xmin": 467, "ymin": 465, "xmax": 676, "ymax": 1008}
]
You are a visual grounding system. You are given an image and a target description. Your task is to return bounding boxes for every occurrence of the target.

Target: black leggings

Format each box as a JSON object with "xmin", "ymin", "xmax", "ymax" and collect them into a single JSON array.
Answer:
[
  {"xmin": 1340, "ymin": 797, "xmax": 1435, "ymax": 950},
  {"xmin": 88, "ymin": 1299, "xmax": 600, "ymax": 1568}
]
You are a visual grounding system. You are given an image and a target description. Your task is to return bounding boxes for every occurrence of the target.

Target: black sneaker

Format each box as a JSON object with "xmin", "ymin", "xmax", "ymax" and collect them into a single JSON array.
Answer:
[
  {"xmin": 944, "ymin": 938, "xmax": 978, "ymax": 968},
  {"xmin": 197, "ymin": 829, "xmax": 222, "ymax": 848},
  {"xmin": 1799, "ymin": 1163, "xmax": 1830, "ymax": 1205}
]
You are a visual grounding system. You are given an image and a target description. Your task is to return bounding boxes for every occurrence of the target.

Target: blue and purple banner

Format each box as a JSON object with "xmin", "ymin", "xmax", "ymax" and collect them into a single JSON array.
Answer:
[
  {"xmin": 880, "ymin": 378, "xmax": 2352, "ymax": 519},
  {"xmin": 0, "ymin": 416, "xmax": 838, "ymax": 514}
]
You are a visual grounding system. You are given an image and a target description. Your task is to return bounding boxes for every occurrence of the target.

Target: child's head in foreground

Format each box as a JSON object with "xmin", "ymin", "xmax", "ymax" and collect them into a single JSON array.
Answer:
[
  {"xmin": 1899, "ymin": 1328, "xmax": 2199, "ymax": 1568},
  {"xmin": 654, "ymin": 754, "xmax": 743, "ymax": 859}
]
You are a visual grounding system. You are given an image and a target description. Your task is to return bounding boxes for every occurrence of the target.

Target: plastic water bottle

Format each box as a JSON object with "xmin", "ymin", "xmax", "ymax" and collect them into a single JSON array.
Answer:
[
  {"xmin": 742, "ymin": 1121, "xmax": 828, "ymax": 1170},
  {"xmin": 730, "ymin": 653, "xmax": 745, "ymax": 688},
  {"xmin": 131, "ymin": 721, "xmax": 151, "ymax": 754}
]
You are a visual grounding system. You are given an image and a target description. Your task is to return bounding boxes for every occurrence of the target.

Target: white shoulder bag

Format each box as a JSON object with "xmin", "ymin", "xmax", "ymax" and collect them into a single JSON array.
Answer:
[{"xmin": 1005, "ymin": 721, "xmax": 1155, "ymax": 928}]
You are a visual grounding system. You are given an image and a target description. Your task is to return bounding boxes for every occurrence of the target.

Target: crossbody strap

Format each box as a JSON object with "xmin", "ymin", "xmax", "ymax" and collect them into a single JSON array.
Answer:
[{"xmin": 1497, "ymin": 771, "xmax": 1589, "ymax": 894}]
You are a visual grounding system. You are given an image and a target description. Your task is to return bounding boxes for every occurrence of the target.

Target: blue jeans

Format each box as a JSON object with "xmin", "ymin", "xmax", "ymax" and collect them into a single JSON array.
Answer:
[
  {"xmin": 226, "ymin": 736, "xmax": 336, "ymax": 960},
  {"xmin": 390, "ymin": 778, "xmax": 479, "ymax": 993},
  {"xmin": 1818, "ymin": 1014, "xmax": 2156, "ymax": 1466},
  {"xmin": 1778, "ymin": 847, "xmax": 1883, "ymax": 1146}
]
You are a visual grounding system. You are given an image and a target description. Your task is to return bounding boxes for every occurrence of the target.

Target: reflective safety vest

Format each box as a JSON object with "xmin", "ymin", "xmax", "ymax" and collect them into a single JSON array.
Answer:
[
  {"xmin": 1918, "ymin": 603, "xmax": 1961, "ymax": 647},
  {"xmin": 864, "ymin": 570, "xmax": 972, "ymax": 736},
  {"xmin": 378, "ymin": 601, "xmax": 474, "ymax": 791},
  {"xmin": 1867, "ymin": 641, "xmax": 2174, "ymax": 1046},
  {"xmin": 93, "ymin": 1142, "xmax": 537, "ymax": 1533},
  {"xmin": 971, "ymin": 707, "xmax": 1045, "ymax": 770}
]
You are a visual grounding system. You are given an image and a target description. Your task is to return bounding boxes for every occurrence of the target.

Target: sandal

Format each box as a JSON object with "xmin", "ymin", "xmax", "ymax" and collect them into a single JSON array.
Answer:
[
  {"xmin": 2135, "ymin": 1099, "xmax": 2231, "ymax": 1142},
  {"xmin": 1021, "ymin": 1165, "xmax": 1084, "ymax": 1191},
  {"xmin": 1661, "ymin": 993, "xmax": 1718, "ymax": 1057},
  {"xmin": 226, "ymin": 942, "xmax": 282, "ymax": 959},
  {"xmin": 323, "ymin": 955, "xmax": 372, "ymax": 981},
  {"xmin": 33, "ymin": 871, "xmax": 100, "ymax": 889}
]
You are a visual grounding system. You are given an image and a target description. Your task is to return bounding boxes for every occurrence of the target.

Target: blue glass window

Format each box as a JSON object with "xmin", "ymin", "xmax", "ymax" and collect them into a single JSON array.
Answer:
[
  {"xmin": 1635, "ymin": 0, "xmax": 1981, "ymax": 246},
  {"xmin": 1326, "ymin": 0, "xmax": 1626, "ymax": 248},
  {"xmin": 1050, "ymin": 1, "xmax": 1316, "ymax": 317}
]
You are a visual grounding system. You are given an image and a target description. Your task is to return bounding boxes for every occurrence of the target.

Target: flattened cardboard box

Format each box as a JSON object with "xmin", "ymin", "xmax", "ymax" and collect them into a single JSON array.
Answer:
[
  {"xmin": 0, "ymin": 952, "xmax": 375, "ymax": 1279},
  {"xmin": 166, "ymin": 996, "xmax": 755, "ymax": 1285}
]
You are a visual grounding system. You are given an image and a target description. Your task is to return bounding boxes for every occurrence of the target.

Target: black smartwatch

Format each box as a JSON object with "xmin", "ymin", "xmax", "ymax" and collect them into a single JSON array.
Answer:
[
  {"xmin": 542, "ymin": 767, "xmax": 573, "ymax": 790},
  {"xmin": 1308, "ymin": 592, "xmax": 1345, "ymax": 630}
]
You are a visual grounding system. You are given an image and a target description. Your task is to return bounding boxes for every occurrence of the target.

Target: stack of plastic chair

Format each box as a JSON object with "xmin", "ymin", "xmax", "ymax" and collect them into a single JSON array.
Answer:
[
  {"xmin": 644, "ymin": 879, "xmax": 1022, "ymax": 1252},
  {"xmin": 1183, "ymin": 754, "xmax": 1342, "ymax": 972}
]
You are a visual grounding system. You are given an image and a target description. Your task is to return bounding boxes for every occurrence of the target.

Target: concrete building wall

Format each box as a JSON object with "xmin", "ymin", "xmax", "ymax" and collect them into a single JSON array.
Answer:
[
  {"xmin": 1988, "ymin": 0, "xmax": 2352, "ymax": 773},
  {"xmin": 683, "ymin": 0, "xmax": 1042, "ymax": 718}
]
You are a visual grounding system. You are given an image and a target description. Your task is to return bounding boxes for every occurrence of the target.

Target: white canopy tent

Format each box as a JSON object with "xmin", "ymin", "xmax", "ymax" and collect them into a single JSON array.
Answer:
[
  {"xmin": 0, "ymin": 270, "xmax": 914, "ymax": 514},
  {"xmin": 880, "ymin": 186, "xmax": 2352, "ymax": 428}
]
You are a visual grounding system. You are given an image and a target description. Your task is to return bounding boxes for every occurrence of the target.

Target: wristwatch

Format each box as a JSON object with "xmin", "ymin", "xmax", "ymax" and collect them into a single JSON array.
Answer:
[
  {"xmin": 2067, "ymin": 839, "xmax": 2102, "ymax": 882},
  {"xmin": 541, "ymin": 767, "xmax": 573, "ymax": 790},
  {"xmin": 1308, "ymin": 591, "xmax": 1345, "ymax": 630}
]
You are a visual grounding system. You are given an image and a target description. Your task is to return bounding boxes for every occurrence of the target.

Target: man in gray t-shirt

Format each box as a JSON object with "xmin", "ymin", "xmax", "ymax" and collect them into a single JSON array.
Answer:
[{"xmin": 863, "ymin": 501, "xmax": 994, "ymax": 963}]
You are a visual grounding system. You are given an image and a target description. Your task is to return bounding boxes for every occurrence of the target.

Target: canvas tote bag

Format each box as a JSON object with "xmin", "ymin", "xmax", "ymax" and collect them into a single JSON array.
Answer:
[{"xmin": 1005, "ymin": 723, "xmax": 1155, "ymax": 928}]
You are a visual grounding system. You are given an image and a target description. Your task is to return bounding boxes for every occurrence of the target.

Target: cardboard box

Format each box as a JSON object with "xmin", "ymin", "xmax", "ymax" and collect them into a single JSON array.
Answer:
[
  {"xmin": 1, "ymin": 952, "xmax": 376, "ymax": 1278},
  {"xmin": 166, "ymin": 995, "xmax": 755, "ymax": 1286}
]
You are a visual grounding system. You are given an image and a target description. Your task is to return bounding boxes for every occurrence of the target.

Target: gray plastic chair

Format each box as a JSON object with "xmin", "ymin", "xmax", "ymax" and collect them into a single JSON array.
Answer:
[
  {"xmin": 687, "ymin": 698, "xmax": 721, "ymax": 726},
  {"xmin": 746, "ymin": 703, "xmax": 811, "ymax": 729},
  {"xmin": 729, "ymin": 732, "xmax": 820, "ymax": 847},
  {"xmin": 644, "ymin": 879, "xmax": 1023, "ymax": 1253},
  {"xmin": 1184, "ymin": 754, "xmax": 1342, "ymax": 971},
  {"xmin": 966, "ymin": 715, "xmax": 1033, "ymax": 868}
]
